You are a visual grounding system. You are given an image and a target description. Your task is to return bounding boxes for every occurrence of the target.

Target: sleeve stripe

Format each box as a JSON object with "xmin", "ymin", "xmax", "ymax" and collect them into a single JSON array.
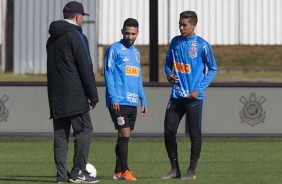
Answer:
[{"xmin": 75, "ymin": 30, "xmax": 92, "ymax": 64}]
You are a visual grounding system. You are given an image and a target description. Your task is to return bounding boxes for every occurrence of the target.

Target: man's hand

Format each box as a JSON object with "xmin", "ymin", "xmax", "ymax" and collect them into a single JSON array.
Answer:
[
  {"xmin": 187, "ymin": 91, "xmax": 199, "ymax": 99},
  {"xmin": 167, "ymin": 74, "xmax": 179, "ymax": 84},
  {"xmin": 141, "ymin": 106, "xmax": 148, "ymax": 116},
  {"xmin": 111, "ymin": 103, "xmax": 120, "ymax": 112},
  {"xmin": 89, "ymin": 101, "xmax": 97, "ymax": 110}
]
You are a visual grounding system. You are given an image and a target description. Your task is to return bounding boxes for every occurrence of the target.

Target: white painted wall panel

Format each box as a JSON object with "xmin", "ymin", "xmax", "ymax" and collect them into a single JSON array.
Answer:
[
  {"xmin": 0, "ymin": 0, "xmax": 7, "ymax": 72},
  {"xmin": 166, "ymin": 0, "xmax": 239, "ymax": 45},
  {"xmin": 99, "ymin": 0, "xmax": 239, "ymax": 45},
  {"xmin": 98, "ymin": 0, "xmax": 149, "ymax": 45},
  {"xmin": 0, "ymin": 0, "xmax": 6, "ymax": 45},
  {"xmin": 10, "ymin": 0, "xmax": 282, "ymax": 74},
  {"xmin": 240, "ymin": 0, "xmax": 282, "ymax": 45},
  {"xmin": 276, "ymin": 0, "xmax": 282, "ymax": 44},
  {"xmin": 13, "ymin": 0, "xmax": 98, "ymax": 74},
  {"xmin": 98, "ymin": 0, "xmax": 281, "ymax": 45}
]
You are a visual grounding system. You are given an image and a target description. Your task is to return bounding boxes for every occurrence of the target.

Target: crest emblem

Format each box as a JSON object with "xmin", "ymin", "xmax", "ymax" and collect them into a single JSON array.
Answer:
[
  {"xmin": 0, "ymin": 95, "xmax": 9, "ymax": 123},
  {"xmin": 189, "ymin": 47, "xmax": 198, "ymax": 58},
  {"xmin": 239, "ymin": 93, "xmax": 266, "ymax": 127},
  {"xmin": 117, "ymin": 116, "xmax": 125, "ymax": 126}
]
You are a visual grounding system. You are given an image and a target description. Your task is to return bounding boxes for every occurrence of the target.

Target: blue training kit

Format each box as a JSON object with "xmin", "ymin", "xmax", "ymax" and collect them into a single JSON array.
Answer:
[
  {"xmin": 104, "ymin": 39, "xmax": 147, "ymax": 108},
  {"xmin": 165, "ymin": 34, "xmax": 218, "ymax": 101}
]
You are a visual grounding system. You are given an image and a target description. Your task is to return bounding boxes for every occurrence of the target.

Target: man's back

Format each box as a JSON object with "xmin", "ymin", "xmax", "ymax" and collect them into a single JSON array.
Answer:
[{"xmin": 47, "ymin": 20, "xmax": 98, "ymax": 119}]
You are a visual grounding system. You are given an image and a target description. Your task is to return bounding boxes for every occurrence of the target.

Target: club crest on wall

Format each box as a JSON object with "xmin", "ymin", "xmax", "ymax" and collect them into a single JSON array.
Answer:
[
  {"xmin": 0, "ymin": 95, "xmax": 9, "ymax": 123},
  {"xmin": 239, "ymin": 93, "xmax": 266, "ymax": 127}
]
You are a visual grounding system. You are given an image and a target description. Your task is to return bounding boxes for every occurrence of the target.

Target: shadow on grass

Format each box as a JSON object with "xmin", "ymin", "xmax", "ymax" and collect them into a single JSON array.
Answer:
[
  {"xmin": 0, "ymin": 175, "xmax": 55, "ymax": 183},
  {"xmin": 0, "ymin": 178, "xmax": 53, "ymax": 183}
]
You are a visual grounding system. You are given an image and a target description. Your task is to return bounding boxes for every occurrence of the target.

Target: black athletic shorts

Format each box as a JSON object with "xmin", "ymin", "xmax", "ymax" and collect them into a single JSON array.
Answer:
[{"xmin": 109, "ymin": 105, "xmax": 137, "ymax": 130}]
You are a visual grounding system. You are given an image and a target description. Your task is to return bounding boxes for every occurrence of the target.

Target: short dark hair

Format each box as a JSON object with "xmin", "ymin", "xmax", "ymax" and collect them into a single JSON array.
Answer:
[
  {"xmin": 63, "ymin": 13, "xmax": 76, "ymax": 19},
  {"xmin": 123, "ymin": 18, "xmax": 139, "ymax": 29},
  {"xmin": 180, "ymin": 11, "xmax": 198, "ymax": 25}
]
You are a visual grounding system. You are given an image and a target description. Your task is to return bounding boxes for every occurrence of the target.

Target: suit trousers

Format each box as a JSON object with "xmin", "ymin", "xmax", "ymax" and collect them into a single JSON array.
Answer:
[{"xmin": 53, "ymin": 111, "xmax": 93, "ymax": 181}]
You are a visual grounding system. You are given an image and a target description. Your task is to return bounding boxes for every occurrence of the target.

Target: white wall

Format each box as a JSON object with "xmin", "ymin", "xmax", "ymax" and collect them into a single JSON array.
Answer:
[
  {"xmin": 98, "ymin": 0, "xmax": 282, "ymax": 45},
  {"xmin": 0, "ymin": 0, "xmax": 6, "ymax": 45},
  {"xmin": 97, "ymin": 0, "xmax": 149, "ymax": 45},
  {"xmin": 8, "ymin": 0, "xmax": 282, "ymax": 74},
  {"xmin": 13, "ymin": 0, "xmax": 97, "ymax": 74},
  {"xmin": 0, "ymin": 0, "xmax": 7, "ymax": 72},
  {"xmin": 1, "ymin": 85, "xmax": 282, "ymax": 136}
]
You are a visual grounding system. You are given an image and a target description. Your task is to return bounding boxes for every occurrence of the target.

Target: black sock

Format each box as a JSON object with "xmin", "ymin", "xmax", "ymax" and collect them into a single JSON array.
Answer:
[
  {"xmin": 188, "ymin": 160, "xmax": 198, "ymax": 172},
  {"xmin": 115, "ymin": 143, "xmax": 122, "ymax": 173},
  {"xmin": 117, "ymin": 137, "xmax": 129, "ymax": 173},
  {"xmin": 170, "ymin": 158, "xmax": 180, "ymax": 171},
  {"xmin": 165, "ymin": 134, "xmax": 179, "ymax": 170}
]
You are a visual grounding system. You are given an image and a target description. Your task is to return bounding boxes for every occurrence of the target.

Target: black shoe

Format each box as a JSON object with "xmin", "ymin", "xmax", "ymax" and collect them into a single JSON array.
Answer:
[
  {"xmin": 181, "ymin": 170, "xmax": 196, "ymax": 180},
  {"xmin": 161, "ymin": 169, "xmax": 181, "ymax": 179},
  {"xmin": 69, "ymin": 170, "xmax": 99, "ymax": 183}
]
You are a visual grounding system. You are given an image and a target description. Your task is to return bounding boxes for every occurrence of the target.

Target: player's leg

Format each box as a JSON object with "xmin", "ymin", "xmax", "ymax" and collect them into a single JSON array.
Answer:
[
  {"xmin": 117, "ymin": 128, "xmax": 133, "ymax": 179},
  {"xmin": 69, "ymin": 112, "xmax": 99, "ymax": 183},
  {"xmin": 162, "ymin": 99, "xmax": 185, "ymax": 179},
  {"xmin": 110, "ymin": 106, "xmax": 137, "ymax": 180},
  {"xmin": 182, "ymin": 99, "xmax": 203, "ymax": 180},
  {"xmin": 108, "ymin": 108, "xmax": 122, "ymax": 179},
  {"xmin": 119, "ymin": 106, "xmax": 137, "ymax": 180},
  {"xmin": 53, "ymin": 117, "xmax": 71, "ymax": 183},
  {"xmin": 112, "ymin": 143, "xmax": 122, "ymax": 179}
]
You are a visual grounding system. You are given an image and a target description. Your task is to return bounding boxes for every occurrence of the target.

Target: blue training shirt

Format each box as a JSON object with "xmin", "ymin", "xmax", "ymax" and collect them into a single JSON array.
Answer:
[
  {"xmin": 165, "ymin": 34, "xmax": 218, "ymax": 101},
  {"xmin": 104, "ymin": 39, "xmax": 147, "ymax": 108}
]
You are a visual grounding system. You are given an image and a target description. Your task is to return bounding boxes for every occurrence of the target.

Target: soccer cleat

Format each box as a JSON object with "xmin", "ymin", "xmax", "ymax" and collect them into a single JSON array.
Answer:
[
  {"xmin": 113, "ymin": 172, "xmax": 122, "ymax": 180},
  {"xmin": 121, "ymin": 170, "xmax": 137, "ymax": 181},
  {"xmin": 69, "ymin": 170, "xmax": 100, "ymax": 183},
  {"xmin": 161, "ymin": 169, "xmax": 181, "ymax": 179},
  {"xmin": 181, "ymin": 170, "xmax": 196, "ymax": 180}
]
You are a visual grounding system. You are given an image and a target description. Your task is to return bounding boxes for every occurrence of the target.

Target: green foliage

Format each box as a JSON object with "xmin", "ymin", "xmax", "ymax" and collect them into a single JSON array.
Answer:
[{"xmin": 0, "ymin": 137, "xmax": 282, "ymax": 184}]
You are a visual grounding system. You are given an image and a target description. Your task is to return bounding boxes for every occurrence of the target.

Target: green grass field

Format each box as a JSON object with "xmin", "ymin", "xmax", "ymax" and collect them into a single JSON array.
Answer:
[{"xmin": 0, "ymin": 137, "xmax": 282, "ymax": 184}]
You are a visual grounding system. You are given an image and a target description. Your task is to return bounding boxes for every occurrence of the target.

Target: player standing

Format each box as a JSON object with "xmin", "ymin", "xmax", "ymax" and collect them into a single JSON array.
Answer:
[
  {"xmin": 104, "ymin": 18, "xmax": 148, "ymax": 181},
  {"xmin": 161, "ymin": 11, "xmax": 217, "ymax": 180}
]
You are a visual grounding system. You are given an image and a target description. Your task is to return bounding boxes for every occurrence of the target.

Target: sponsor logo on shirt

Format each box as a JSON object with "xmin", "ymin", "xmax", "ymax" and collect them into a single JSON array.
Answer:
[
  {"xmin": 177, "ymin": 39, "xmax": 182, "ymax": 43},
  {"xmin": 120, "ymin": 45, "xmax": 126, "ymax": 50},
  {"xmin": 173, "ymin": 85, "xmax": 189, "ymax": 97},
  {"xmin": 203, "ymin": 45, "xmax": 208, "ymax": 55},
  {"xmin": 122, "ymin": 56, "xmax": 130, "ymax": 62},
  {"xmin": 126, "ymin": 65, "xmax": 140, "ymax": 76},
  {"xmin": 173, "ymin": 61, "xmax": 191, "ymax": 74},
  {"xmin": 166, "ymin": 100, "xmax": 172, "ymax": 109},
  {"xmin": 127, "ymin": 92, "xmax": 138, "ymax": 103},
  {"xmin": 189, "ymin": 47, "xmax": 198, "ymax": 58},
  {"xmin": 135, "ymin": 53, "xmax": 140, "ymax": 62},
  {"xmin": 191, "ymin": 41, "xmax": 198, "ymax": 46}
]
